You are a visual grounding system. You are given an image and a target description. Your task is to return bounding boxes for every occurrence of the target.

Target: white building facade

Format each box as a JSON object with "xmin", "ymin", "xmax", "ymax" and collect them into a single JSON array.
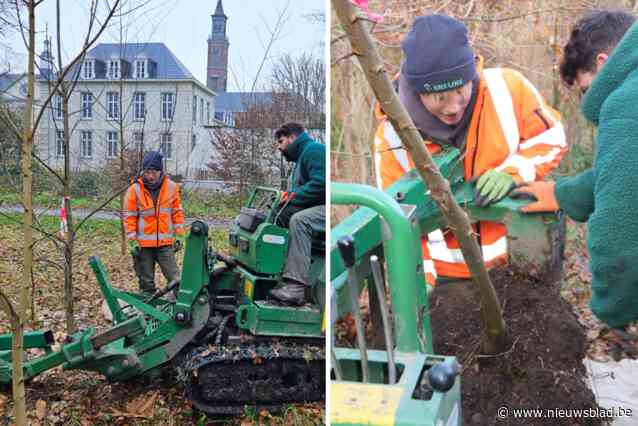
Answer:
[{"xmin": 35, "ymin": 43, "xmax": 215, "ymax": 179}]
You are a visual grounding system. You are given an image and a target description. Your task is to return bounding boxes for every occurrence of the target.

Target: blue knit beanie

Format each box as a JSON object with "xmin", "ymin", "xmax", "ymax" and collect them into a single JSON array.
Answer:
[
  {"xmin": 401, "ymin": 14, "xmax": 477, "ymax": 94},
  {"xmin": 142, "ymin": 151, "xmax": 163, "ymax": 172}
]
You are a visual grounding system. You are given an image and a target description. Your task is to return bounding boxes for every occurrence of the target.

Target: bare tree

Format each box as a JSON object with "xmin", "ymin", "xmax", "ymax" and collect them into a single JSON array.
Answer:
[
  {"xmin": 0, "ymin": 1, "xmax": 136, "ymax": 422},
  {"xmin": 31, "ymin": 0, "xmax": 123, "ymax": 334},
  {"xmin": 29, "ymin": 0, "xmax": 169, "ymax": 335},
  {"xmin": 333, "ymin": 0, "xmax": 509, "ymax": 354},
  {"xmin": 270, "ymin": 52, "xmax": 325, "ymax": 128},
  {"xmin": 4, "ymin": 2, "xmax": 36, "ymax": 422},
  {"xmin": 207, "ymin": 125, "xmax": 281, "ymax": 199},
  {"xmin": 0, "ymin": 0, "xmax": 19, "ymax": 73}
]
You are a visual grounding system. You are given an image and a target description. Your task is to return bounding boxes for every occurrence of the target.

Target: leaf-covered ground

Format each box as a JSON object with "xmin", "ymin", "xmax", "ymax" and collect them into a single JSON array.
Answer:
[{"xmin": 0, "ymin": 214, "xmax": 324, "ymax": 425}]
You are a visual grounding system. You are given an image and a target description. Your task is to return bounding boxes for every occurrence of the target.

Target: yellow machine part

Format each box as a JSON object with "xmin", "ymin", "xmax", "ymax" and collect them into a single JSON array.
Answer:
[{"xmin": 331, "ymin": 382, "xmax": 404, "ymax": 425}]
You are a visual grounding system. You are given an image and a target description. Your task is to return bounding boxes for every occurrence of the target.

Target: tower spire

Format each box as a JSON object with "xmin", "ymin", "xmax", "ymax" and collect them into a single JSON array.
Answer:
[
  {"xmin": 214, "ymin": 0, "xmax": 226, "ymax": 17},
  {"xmin": 207, "ymin": 0, "xmax": 229, "ymax": 92}
]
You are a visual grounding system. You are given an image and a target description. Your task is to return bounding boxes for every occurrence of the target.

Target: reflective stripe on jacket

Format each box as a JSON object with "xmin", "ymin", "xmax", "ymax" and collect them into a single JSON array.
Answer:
[
  {"xmin": 123, "ymin": 176, "xmax": 185, "ymax": 248},
  {"xmin": 374, "ymin": 65, "xmax": 567, "ymax": 284}
]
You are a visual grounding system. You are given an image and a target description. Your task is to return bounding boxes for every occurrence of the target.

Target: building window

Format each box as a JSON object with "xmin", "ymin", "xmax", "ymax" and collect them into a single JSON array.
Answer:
[
  {"xmin": 55, "ymin": 130, "xmax": 64, "ymax": 157},
  {"xmin": 82, "ymin": 60, "xmax": 94, "ymax": 79},
  {"xmin": 107, "ymin": 59, "xmax": 120, "ymax": 79},
  {"xmin": 192, "ymin": 95, "xmax": 197, "ymax": 123},
  {"xmin": 52, "ymin": 94, "xmax": 63, "ymax": 120},
  {"xmin": 133, "ymin": 92, "xmax": 145, "ymax": 120},
  {"xmin": 214, "ymin": 111, "xmax": 223, "ymax": 121},
  {"xmin": 213, "ymin": 47, "xmax": 221, "ymax": 58},
  {"xmin": 160, "ymin": 133, "xmax": 172, "ymax": 159},
  {"xmin": 81, "ymin": 130, "xmax": 93, "ymax": 158},
  {"xmin": 106, "ymin": 131, "xmax": 118, "ymax": 158},
  {"xmin": 135, "ymin": 59, "xmax": 146, "ymax": 78},
  {"xmin": 206, "ymin": 102, "xmax": 210, "ymax": 124},
  {"xmin": 133, "ymin": 131, "xmax": 144, "ymax": 150},
  {"xmin": 107, "ymin": 91, "xmax": 119, "ymax": 120},
  {"xmin": 81, "ymin": 92, "xmax": 92, "ymax": 119},
  {"xmin": 191, "ymin": 134, "xmax": 196, "ymax": 151},
  {"xmin": 161, "ymin": 92, "xmax": 174, "ymax": 121},
  {"xmin": 200, "ymin": 98, "xmax": 204, "ymax": 123},
  {"xmin": 209, "ymin": 76, "xmax": 219, "ymax": 89}
]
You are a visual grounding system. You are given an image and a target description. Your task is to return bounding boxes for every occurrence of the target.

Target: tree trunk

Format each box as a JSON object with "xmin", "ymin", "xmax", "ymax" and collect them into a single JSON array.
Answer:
[
  {"xmin": 62, "ymin": 92, "xmax": 75, "ymax": 334},
  {"xmin": 118, "ymin": 31, "xmax": 127, "ymax": 256},
  {"xmin": 333, "ymin": 0, "xmax": 509, "ymax": 353},
  {"xmin": 13, "ymin": 2, "xmax": 36, "ymax": 424}
]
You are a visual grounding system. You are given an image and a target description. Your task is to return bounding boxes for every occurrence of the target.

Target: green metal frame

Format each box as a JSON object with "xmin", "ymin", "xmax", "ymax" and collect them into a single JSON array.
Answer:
[
  {"xmin": 332, "ymin": 349, "xmax": 461, "ymax": 426},
  {"xmin": 0, "ymin": 226, "xmax": 213, "ymax": 385},
  {"xmin": 332, "ymin": 183, "xmax": 429, "ymax": 353},
  {"xmin": 236, "ymin": 302, "xmax": 322, "ymax": 337},
  {"xmin": 0, "ymin": 331, "xmax": 54, "ymax": 352},
  {"xmin": 227, "ymin": 187, "xmax": 325, "ymax": 338},
  {"xmin": 0, "ymin": 184, "xmax": 325, "ymax": 396},
  {"xmin": 330, "ymin": 148, "xmax": 562, "ymax": 425},
  {"xmin": 229, "ymin": 187, "xmax": 289, "ymax": 276}
]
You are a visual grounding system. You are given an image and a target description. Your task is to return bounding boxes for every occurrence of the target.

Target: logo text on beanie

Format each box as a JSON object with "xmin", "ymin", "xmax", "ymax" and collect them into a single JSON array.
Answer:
[{"xmin": 424, "ymin": 79, "xmax": 465, "ymax": 93}]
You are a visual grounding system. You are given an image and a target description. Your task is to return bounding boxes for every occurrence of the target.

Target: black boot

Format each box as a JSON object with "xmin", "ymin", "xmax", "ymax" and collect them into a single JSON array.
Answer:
[{"xmin": 269, "ymin": 280, "xmax": 307, "ymax": 306}]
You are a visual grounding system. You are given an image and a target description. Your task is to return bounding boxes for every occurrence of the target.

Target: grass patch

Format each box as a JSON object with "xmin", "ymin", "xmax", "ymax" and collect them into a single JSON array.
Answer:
[
  {"xmin": 0, "ymin": 212, "xmax": 122, "ymax": 240},
  {"xmin": 181, "ymin": 190, "xmax": 241, "ymax": 219},
  {"xmin": 0, "ymin": 187, "xmax": 240, "ymax": 220},
  {"xmin": 0, "ymin": 212, "xmax": 230, "ymax": 253}
]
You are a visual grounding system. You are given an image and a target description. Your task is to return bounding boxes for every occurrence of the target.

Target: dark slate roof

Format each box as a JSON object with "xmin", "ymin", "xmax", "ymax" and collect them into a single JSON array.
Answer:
[
  {"xmin": 74, "ymin": 42, "xmax": 194, "ymax": 80},
  {"xmin": 215, "ymin": 92, "xmax": 273, "ymax": 112},
  {"xmin": 0, "ymin": 73, "xmax": 23, "ymax": 93}
]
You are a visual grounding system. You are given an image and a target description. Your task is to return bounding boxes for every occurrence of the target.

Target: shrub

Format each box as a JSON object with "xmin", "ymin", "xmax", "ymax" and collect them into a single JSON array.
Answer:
[{"xmin": 70, "ymin": 170, "xmax": 108, "ymax": 198}]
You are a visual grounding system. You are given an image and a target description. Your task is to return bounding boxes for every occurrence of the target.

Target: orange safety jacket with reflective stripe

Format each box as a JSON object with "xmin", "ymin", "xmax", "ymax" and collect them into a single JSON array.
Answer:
[
  {"xmin": 374, "ymin": 63, "xmax": 567, "ymax": 285},
  {"xmin": 123, "ymin": 176, "xmax": 185, "ymax": 248}
]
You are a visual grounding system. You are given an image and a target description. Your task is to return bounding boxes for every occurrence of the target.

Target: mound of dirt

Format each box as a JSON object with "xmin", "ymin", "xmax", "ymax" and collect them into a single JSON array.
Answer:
[{"xmin": 429, "ymin": 268, "xmax": 601, "ymax": 425}]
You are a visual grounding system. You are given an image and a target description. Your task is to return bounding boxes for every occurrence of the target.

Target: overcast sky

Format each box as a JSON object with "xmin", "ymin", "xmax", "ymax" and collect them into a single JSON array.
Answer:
[{"xmin": 3, "ymin": 0, "xmax": 325, "ymax": 91}]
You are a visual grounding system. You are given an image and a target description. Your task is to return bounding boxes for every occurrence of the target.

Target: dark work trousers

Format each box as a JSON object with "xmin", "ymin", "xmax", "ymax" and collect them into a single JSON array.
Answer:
[
  {"xmin": 137, "ymin": 245, "xmax": 180, "ymax": 294},
  {"xmin": 276, "ymin": 204, "xmax": 326, "ymax": 286}
]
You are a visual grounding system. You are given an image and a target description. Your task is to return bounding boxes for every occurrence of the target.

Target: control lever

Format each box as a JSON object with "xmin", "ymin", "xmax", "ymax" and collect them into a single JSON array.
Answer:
[
  {"xmin": 370, "ymin": 255, "xmax": 396, "ymax": 384},
  {"xmin": 337, "ymin": 235, "xmax": 369, "ymax": 383}
]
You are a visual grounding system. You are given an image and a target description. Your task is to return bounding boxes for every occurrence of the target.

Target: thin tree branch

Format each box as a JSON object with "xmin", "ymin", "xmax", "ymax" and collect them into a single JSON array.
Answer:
[{"xmin": 30, "ymin": 0, "xmax": 122, "ymax": 140}]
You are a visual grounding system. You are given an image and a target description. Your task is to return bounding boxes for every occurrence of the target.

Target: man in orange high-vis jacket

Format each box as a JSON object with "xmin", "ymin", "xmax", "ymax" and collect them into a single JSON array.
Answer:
[
  {"xmin": 374, "ymin": 14, "xmax": 567, "ymax": 286},
  {"xmin": 124, "ymin": 151, "xmax": 185, "ymax": 295}
]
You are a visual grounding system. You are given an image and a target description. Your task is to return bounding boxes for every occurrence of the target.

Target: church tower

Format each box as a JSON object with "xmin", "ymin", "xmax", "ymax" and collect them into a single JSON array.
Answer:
[{"xmin": 206, "ymin": 0, "xmax": 229, "ymax": 92}]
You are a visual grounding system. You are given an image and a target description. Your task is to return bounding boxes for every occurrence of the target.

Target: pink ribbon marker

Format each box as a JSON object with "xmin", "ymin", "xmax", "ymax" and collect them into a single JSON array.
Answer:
[{"xmin": 351, "ymin": 0, "xmax": 384, "ymax": 23}]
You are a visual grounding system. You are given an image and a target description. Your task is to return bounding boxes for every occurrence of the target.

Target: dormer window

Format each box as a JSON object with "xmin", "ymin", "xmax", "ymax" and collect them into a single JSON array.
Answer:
[
  {"xmin": 82, "ymin": 60, "xmax": 95, "ymax": 79},
  {"xmin": 107, "ymin": 59, "xmax": 121, "ymax": 79},
  {"xmin": 135, "ymin": 59, "xmax": 147, "ymax": 79}
]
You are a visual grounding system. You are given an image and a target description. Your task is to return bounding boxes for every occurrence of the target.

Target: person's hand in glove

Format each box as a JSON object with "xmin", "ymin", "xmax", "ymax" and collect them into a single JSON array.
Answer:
[
  {"xmin": 473, "ymin": 169, "xmax": 518, "ymax": 207},
  {"xmin": 510, "ymin": 181, "xmax": 559, "ymax": 213},
  {"xmin": 173, "ymin": 234, "xmax": 186, "ymax": 251},
  {"xmin": 280, "ymin": 191, "xmax": 296, "ymax": 204},
  {"xmin": 128, "ymin": 239, "xmax": 140, "ymax": 254}
]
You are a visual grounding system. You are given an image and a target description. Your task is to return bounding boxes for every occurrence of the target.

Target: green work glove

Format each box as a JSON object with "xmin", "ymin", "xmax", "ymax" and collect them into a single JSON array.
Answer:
[
  {"xmin": 473, "ymin": 169, "xmax": 518, "ymax": 207},
  {"xmin": 128, "ymin": 239, "xmax": 140, "ymax": 254}
]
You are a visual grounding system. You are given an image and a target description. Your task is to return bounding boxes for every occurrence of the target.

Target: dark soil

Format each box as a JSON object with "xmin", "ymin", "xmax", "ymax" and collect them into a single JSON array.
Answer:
[{"xmin": 429, "ymin": 268, "xmax": 601, "ymax": 425}]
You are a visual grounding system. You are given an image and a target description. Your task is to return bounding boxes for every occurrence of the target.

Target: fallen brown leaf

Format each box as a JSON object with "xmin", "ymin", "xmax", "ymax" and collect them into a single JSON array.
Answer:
[
  {"xmin": 35, "ymin": 399, "xmax": 46, "ymax": 420},
  {"xmin": 259, "ymin": 409, "xmax": 272, "ymax": 418},
  {"xmin": 112, "ymin": 390, "xmax": 159, "ymax": 419}
]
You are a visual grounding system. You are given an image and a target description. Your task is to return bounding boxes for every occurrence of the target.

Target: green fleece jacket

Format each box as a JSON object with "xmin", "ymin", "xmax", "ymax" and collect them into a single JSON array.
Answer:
[
  {"xmin": 555, "ymin": 22, "xmax": 638, "ymax": 328},
  {"xmin": 285, "ymin": 132, "xmax": 326, "ymax": 208}
]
